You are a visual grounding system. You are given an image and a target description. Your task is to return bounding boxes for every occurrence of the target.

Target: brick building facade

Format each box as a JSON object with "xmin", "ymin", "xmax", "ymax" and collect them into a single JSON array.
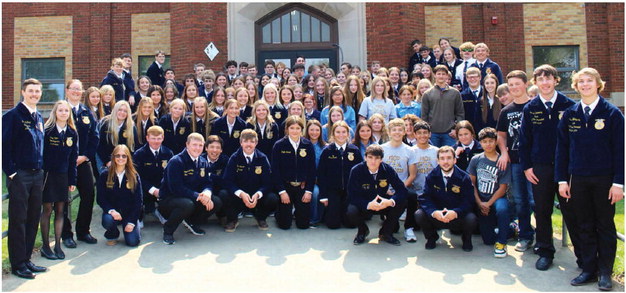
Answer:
[{"xmin": 3, "ymin": 2, "xmax": 624, "ymax": 111}]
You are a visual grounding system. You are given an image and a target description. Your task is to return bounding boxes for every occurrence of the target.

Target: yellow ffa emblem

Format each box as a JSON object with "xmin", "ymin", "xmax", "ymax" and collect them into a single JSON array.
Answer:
[
  {"xmin": 179, "ymin": 127, "xmax": 186, "ymax": 135},
  {"xmin": 379, "ymin": 179, "xmax": 388, "ymax": 188},
  {"xmin": 233, "ymin": 130, "xmax": 240, "ymax": 138},
  {"xmin": 255, "ymin": 166, "xmax": 262, "ymax": 174},
  {"xmin": 200, "ymin": 168, "xmax": 206, "ymax": 177},
  {"xmin": 595, "ymin": 119, "xmax": 605, "ymax": 130},
  {"xmin": 299, "ymin": 148, "xmax": 307, "ymax": 157},
  {"xmin": 486, "ymin": 67, "xmax": 492, "ymax": 74},
  {"xmin": 451, "ymin": 185, "xmax": 461, "ymax": 193},
  {"xmin": 82, "ymin": 116, "xmax": 90, "ymax": 124},
  {"xmin": 66, "ymin": 137, "xmax": 73, "ymax": 147},
  {"xmin": 347, "ymin": 152, "xmax": 354, "ymax": 161},
  {"xmin": 122, "ymin": 131, "xmax": 128, "ymax": 138},
  {"xmin": 267, "ymin": 131, "xmax": 273, "ymax": 139},
  {"xmin": 161, "ymin": 160, "xmax": 168, "ymax": 168},
  {"xmin": 275, "ymin": 112, "xmax": 282, "ymax": 119},
  {"xmin": 558, "ymin": 111, "xmax": 564, "ymax": 120}
]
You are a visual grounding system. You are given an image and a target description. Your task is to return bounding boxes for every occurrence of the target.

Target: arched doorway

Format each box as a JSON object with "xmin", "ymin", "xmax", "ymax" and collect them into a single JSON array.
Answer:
[{"xmin": 255, "ymin": 3, "xmax": 338, "ymax": 73}]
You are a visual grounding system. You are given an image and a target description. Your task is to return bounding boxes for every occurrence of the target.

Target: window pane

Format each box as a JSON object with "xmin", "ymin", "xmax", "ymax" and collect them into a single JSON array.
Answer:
[
  {"xmin": 272, "ymin": 18, "xmax": 281, "ymax": 44},
  {"xmin": 281, "ymin": 14, "xmax": 291, "ymax": 43},
  {"xmin": 311, "ymin": 17, "xmax": 320, "ymax": 42},
  {"xmin": 43, "ymin": 83, "xmax": 64, "ymax": 103},
  {"xmin": 262, "ymin": 24, "xmax": 271, "ymax": 44},
  {"xmin": 321, "ymin": 22, "xmax": 330, "ymax": 42},
  {"xmin": 139, "ymin": 56, "xmax": 171, "ymax": 77},
  {"xmin": 23, "ymin": 59, "xmax": 64, "ymax": 80},
  {"xmin": 291, "ymin": 10, "xmax": 300, "ymax": 43},
  {"xmin": 301, "ymin": 13, "xmax": 310, "ymax": 42},
  {"xmin": 556, "ymin": 71, "xmax": 574, "ymax": 93},
  {"xmin": 533, "ymin": 46, "xmax": 578, "ymax": 69}
]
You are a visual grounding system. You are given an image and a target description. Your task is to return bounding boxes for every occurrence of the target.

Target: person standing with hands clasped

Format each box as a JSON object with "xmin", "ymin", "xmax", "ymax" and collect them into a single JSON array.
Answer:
[
  {"xmin": 556, "ymin": 68, "xmax": 624, "ymax": 291},
  {"xmin": 40, "ymin": 101, "xmax": 78, "ymax": 260},
  {"xmin": 3, "ymin": 78, "xmax": 48, "ymax": 279},
  {"xmin": 97, "ymin": 145, "xmax": 143, "ymax": 247},
  {"xmin": 346, "ymin": 145, "xmax": 407, "ymax": 246}
]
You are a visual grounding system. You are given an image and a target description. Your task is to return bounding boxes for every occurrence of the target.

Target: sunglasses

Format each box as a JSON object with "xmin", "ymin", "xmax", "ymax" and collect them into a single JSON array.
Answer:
[
  {"xmin": 461, "ymin": 49, "xmax": 474, "ymax": 52},
  {"xmin": 114, "ymin": 154, "xmax": 128, "ymax": 159}
]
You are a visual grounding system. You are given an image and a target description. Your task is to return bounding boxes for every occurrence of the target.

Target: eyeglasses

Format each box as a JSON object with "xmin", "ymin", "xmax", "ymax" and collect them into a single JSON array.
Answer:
[
  {"xmin": 461, "ymin": 49, "xmax": 474, "ymax": 52},
  {"xmin": 114, "ymin": 154, "xmax": 128, "ymax": 159},
  {"xmin": 69, "ymin": 88, "xmax": 83, "ymax": 91}
]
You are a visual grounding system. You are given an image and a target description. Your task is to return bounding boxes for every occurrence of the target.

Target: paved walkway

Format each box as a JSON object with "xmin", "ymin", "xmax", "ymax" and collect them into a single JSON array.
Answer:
[{"xmin": 2, "ymin": 209, "xmax": 623, "ymax": 292}]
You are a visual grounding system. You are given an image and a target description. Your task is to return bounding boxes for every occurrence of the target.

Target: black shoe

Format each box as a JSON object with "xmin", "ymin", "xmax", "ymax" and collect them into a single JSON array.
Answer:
[
  {"xmin": 379, "ymin": 235, "xmax": 401, "ymax": 246},
  {"xmin": 25, "ymin": 262, "xmax": 47, "ymax": 273},
  {"xmin": 40, "ymin": 247, "xmax": 58, "ymax": 260},
  {"xmin": 54, "ymin": 246, "xmax": 65, "ymax": 260},
  {"xmin": 353, "ymin": 226, "xmax": 370, "ymax": 245},
  {"xmin": 535, "ymin": 257, "xmax": 553, "ymax": 271},
  {"xmin": 598, "ymin": 274, "xmax": 612, "ymax": 291},
  {"xmin": 570, "ymin": 272, "xmax": 597, "ymax": 286},
  {"xmin": 12, "ymin": 267, "xmax": 35, "ymax": 279},
  {"xmin": 462, "ymin": 241, "xmax": 473, "ymax": 252},
  {"xmin": 77, "ymin": 234, "xmax": 98, "ymax": 244},
  {"xmin": 182, "ymin": 220, "xmax": 205, "ymax": 235},
  {"xmin": 425, "ymin": 239, "xmax": 437, "ymax": 250},
  {"xmin": 163, "ymin": 234, "xmax": 175, "ymax": 245},
  {"xmin": 63, "ymin": 237, "xmax": 77, "ymax": 248}
]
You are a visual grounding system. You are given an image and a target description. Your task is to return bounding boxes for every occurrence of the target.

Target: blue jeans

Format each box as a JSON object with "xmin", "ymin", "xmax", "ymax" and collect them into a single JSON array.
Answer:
[
  {"xmin": 478, "ymin": 197, "xmax": 510, "ymax": 245},
  {"xmin": 102, "ymin": 214, "xmax": 141, "ymax": 247},
  {"xmin": 310, "ymin": 185, "xmax": 323, "ymax": 224},
  {"xmin": 430, "ymin": 132, "xmax": 456, "ymax": 147},
  {"xmin": 510, "ymin": 163, "xmax": 535, "ymax": 241}
]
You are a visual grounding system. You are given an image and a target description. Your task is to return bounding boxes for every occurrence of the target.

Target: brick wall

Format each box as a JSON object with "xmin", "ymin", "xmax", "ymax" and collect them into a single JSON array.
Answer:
[
  {"xmin": 131, "ymin": 13, "xmax": 171, "ymax": 80},
  {"xmin": 586, "ymin": 3, "xmax": 624, "ymax": 95},
  {"xmin": 424, "ymin": 5, "xmax": 463, "ymax": 49},
  {"xmin": 366, "ymin": 3, "xmax": 425, "ymax": 70}
]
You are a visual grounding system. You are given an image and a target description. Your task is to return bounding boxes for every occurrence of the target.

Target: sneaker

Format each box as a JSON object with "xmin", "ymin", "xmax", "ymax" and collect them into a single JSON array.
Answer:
[
  {"xmin": 163, "ymin": 234, "xmax": 175, "ymax": 245},
  {"xmin": 237, "ymin": 212, "xmax": 244, "ymax": 219},
  {"xmin": 515, "ymin": 239, "xmax": 533, "ymax": 252},
  {"xmin": 494, "ymin": 242, "xmax": 507, "ymax": 258},
  {"xmin": 154, "ymin": 209, "xmax": 167, "ymax": 225},
  {"xmin": 425, "ymin": 239, "xmax": 437, "ymax": 250},
  {"xmin": 509, "ymin": 221, "xmax": 520, "ymax": 240},
  {"xmin": 182, "ymin": 220, "xmax": 206, "ymax": 236},
  {"xmin": 225, "ymin": 221, "xmax": 239, "ymax": 233},
  {"xmin": 106, "ymin": 239, "xmax": 118, "ymax": 246},
  {"xmin": 257, "ymin": 220, "xmax": 269, "ymax": 231},
  {"xmin": 244, "ymin": 211, "xmax": 254, "ymax": 218},
  {"xmin": 404, "ymin": 228, "xmax": 417, "ymax": 243},
  {"xmin": 138, "ymin": 220, "xmax": 144, "ymax": 229},
  {"xmin": 399, "ymin": 211, "xmax": 407, "ymax": 221}
]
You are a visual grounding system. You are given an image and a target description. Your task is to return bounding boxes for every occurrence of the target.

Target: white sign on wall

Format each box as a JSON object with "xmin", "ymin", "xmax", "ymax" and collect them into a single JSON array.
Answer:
[{"xmin": 205, "ymin": 42, "xmax": 219, "ymax": 61}]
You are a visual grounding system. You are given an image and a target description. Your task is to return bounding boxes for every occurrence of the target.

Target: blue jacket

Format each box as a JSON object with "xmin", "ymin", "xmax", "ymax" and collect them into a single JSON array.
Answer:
[
  {"xmin": 159, "ymin": 150, "xmax": 213, "ymax": 201},
  {"xmin": 317, "ymin": 143, "xmax": 363, "ymax": 198},
  {"xmin": 239, "ymin": 105, "xmax": 253, "ymax": 122},
  {"xmin": 100, "ymin": 70, "xmax": 126, "ymax": 102},
  {"xmin": 305, "ymin": 109, "xmax": 321, "ymax": 122},
  {"xmin": 123, "ymin": 70, "xmax": 136, "ymax": 102},
  {"xmin": 247, "ymin": 121, "xmax": 280, "ymax": 160},
  {"xmin": 96, "ymin": 170, "xmax": 143, "ymax": 227},
  {"xmin": 519, "ymin": 92, "xmax": 575, "ymax": 170},
  {"xmin": 73, "ymin": 103, "xmax": 99, "ymax": 159},
  {"xmin": 146, "ymin": 61, "xmax": 165, "ymax": 87},
  {"xmin": 223, "ymin": 148, "xmax": 272, "ymax": 195},
  {"xmin": 2, "ymin": 103, "xmax": 44, "ymax": 175},
  {"xmin": 452, "ymin": 139, "xmax": 483, "ymax": 172},
  {"xmin": 43, "ymin": 126, "xmax": 78, "ymax": 185},
  {"xmin": 209, "ymin": 116, "xmax": 251, "ymax": 157},
  {"xmin": 97, "ymin": 119, "xmax": 140, "ymax": 166},
  {"xmin": 204, "ymin": 153, "xmax": 229, "ymax": 191},
  {"xmin": 555, "ymin": 97, "xmax": 624, "ymax": 184},
  {"xmin": 269, "ymin": 104, "xmax": 288, "ymax": 126},
  {"xmin": 347, "ymin": 161, "xmax": 407, "ymax": 210},
  {"xmin": 133, "ymin": 144, "xmax": 174, "ymax": 197},
  {"xmin": 470, "ymin": 59, "xmax": 504, "ymax": 85},
  {"xmin": 271, "ymin": 136, "xmax": 316, "ymax": 193},
  {"xmin": 419, "ymin": 165, "xmax": 474, "ymax": 218},
  {"xmin": 460, "ymin": 87, "xmax": 482, "ymax": 129},
  {"xmin": 158, "ymin": 114, "xmax": 191, "ymax": 155}
]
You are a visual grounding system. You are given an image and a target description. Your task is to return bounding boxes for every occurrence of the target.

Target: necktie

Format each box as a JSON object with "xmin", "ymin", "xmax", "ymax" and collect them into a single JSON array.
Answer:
[
  {"xmin": 444, "ymin": 175, "xmax": 451, "ymax": 185},
  {"xmin": 473, "ymin": 90, "xmax": 478, "ymax": 98},
  {"xmin": 339, "ymin": 147, "xmax": 344, "ymax": 154},
  {"xmin": 463, "ymin": 61, "xmax": 468, "ymax": 73},
  {"xmin": 584, "ymin": 106, "xmax": 591, "ymax": 121},
  {"xmin": 59, "ymin": 130, "xmax": 66, "ymax": 142},
  {"xmin": 545, "ymin": 101, "xmax": 553, "ymax": 116},
  {"xmin": 479, "ymin": 63, "xmax": 484, "ymax": 70},
  {"xmin": 32, "ymin": 112, "xmax": 38, "ymax": 124},
  {"xmin": 194, "ymin": 159, "xmax": 198, "ymax": 169},
  {"xmin": 372, "ymin": 173, "xmax": 377, "ymax": 181},
  {"xmin": 154, "ymin": 150, "xmax": 159, "ymax": 158},
  {"xmin": 464, "ymin": 147, "xmax": 471, "ymax": 154},
  {"xmin": 246, "ymin": 156, "xmax": 252, "ymax": 165}
]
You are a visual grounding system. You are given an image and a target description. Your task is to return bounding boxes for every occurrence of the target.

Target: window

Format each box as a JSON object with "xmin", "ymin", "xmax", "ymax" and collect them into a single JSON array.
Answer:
[
  {"xmin": 260, "ymin": 9, "xmax": 332, "ymax": 44},
  {"xmin": 532, "ymin": 46, "xmax": 579, "ymax": 94},
  {"xmin": 21, "ymin": 58, "xmax": 65, "ymax": 104},
  {"xmin": 138, "ymin": 55, "xmax": 171, "ymax": 77}
]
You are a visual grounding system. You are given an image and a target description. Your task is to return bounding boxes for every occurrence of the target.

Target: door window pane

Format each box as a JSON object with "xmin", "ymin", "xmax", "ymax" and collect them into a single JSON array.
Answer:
[
  {"xmin": 301, "ymin": 13, "xmax": 311, "ymax": 42},
  {"xmin": 22, "ymin": 58, "xmax": 65, "ymax": 103},
  {"xmin": 272, "ymin": 18, "xmax": 281, "ymax": 44},
  {"xmin": 321, "ymin": 22, "xmax": 330, "ymax": 42},
  {"xmin": 291, "ymin": 10, "xmax": 301, "ymax": 43},
  {"xmin": 139, "ymin": 55, "xmax": 171, "ymax": 77},
  {"xmin": 311, "ymin": 17, "xmax": 320, "ymax": 42},
  {"xmin": 281, "ymin": 14, "xmax": 291, "ymax": 43},
  {"xmin": 262, "ymin": 24, "xmax": 271, "ymax": 44}
]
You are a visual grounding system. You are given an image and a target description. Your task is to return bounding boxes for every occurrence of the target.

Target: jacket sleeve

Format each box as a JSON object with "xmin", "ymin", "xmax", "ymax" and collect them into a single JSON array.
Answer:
[
  {"xmin": 347, "ymin": 166, "xmax": 369, "ymax": 210},
  {"xmin": 164, "ymin": 159, "xmax": 199, "ymax": 201},
  {"xmin": 67, "ymin": 132, "xmax": 79, "ymax": 186},
  {"xmin": 2, "ymin": 112, "xmax": 16, "ymax": 176},
  {"xmin": 518, "ymin": 106, "xmax": 533, "ymax": 171},
  {"xmin": 125, "ymin": 176, "xmax": 143, "ymax": 226},
  {"xmin": 452, "ymin": 176, "xmax": 474, "ymax": 218},
  {"xmin": 271, "ymin": 142, "xmax": 287, "ymax": 193},
  {"xmin": 454, "ymin": 92, "xmax": 465, "ymax": 122},
  {"xmin": 84, "ymin": 110, "xmax": 99, "ymax": 159},
  {"xmin": 554, "ymin": 111, "xmax": 570, "ymax": 183},
  {"xmin": 418, "ymin": 175, "xmax": 437, "ymax": 216},
  {"xmin": 96, "ymin": 122, "xmax": 109, "ymax": 165},
  {"xmin": 611, "ymin": 109, "xmax": 625, "ymax": 185},
  {"xmin": 304, "ymin": 144, "xmax": 316, "ymax": 192},
  {"xmin": 223, "ymin": 155, "xmax": 238, "ymax": 195},
  {"xmin": 260, "ymin": 156, "xmax": 272, "ymax": 194},
  {"xmin": 96, "ymin": 172, "xmax": 113, "ymax": 213}
]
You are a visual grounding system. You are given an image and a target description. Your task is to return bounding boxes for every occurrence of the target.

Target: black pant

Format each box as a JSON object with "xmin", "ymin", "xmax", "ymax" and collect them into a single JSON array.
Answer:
[
  {"xmin": 323, "ymin": 189, "xmax": 350, "ymax": 229},
  {"xmin": 8, "ymin": 169, "xmax": 43, "ymax": 270},
  {"xmin": 158, "ymin": 196, "xmax": 222, "ymax": 235},
  {"xmin": 414, "ymin": 208, "xmax": 477, "ymax": 244},
  {"xmin": 404, "ymin": 191, "xmax": 418, "ymax": 229},
  {"xmin": 569, "ymin": 175, "xmax": 616, "ymax": 275},
  {"xmin": 531, "ymin": 164, "xmax": 582, "ymax": 260},
  {"xmin": 345, "ymin": 200, "xmax": 407, "ymax": 237},
  {"xmin": 62, "ymin": 161, "xmax": 95, "ymax": 239},
  {"xmin": 218, "ymin": 189, "xmax": 278, "ymax": 222},
  {"xmin": 276, "ymin": 184, "xmax": 310, "ymax": 229}
]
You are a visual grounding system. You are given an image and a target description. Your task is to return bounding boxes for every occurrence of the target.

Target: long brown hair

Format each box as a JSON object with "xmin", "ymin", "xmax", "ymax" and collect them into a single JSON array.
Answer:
[
  {"xmin": 481, "ymin": 74, "xmax": 502, "ymax": 124},
  {"xmin": 83, "ymin": 87, "xmax": 105, "ymax": 121},
  {"xmin": 343, "ymin": 75, "xmax": 365, "ymax": 112},
  {"xmin": 106, "ymin": 144, "xmax": 139, "ymax": 191},
  {"xmin": 191, "ymin": 96, "xmax": 219, "ymax": 138},
  {"xmin": 134, "ymin": 97, "xmax": 156, "ymax": 144}
]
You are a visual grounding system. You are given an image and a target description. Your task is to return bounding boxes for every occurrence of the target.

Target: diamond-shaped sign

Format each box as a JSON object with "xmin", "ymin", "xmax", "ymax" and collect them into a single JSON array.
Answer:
[{"xmin": 204, "ymin": 42, "xmax": 219, "ymax": 61}]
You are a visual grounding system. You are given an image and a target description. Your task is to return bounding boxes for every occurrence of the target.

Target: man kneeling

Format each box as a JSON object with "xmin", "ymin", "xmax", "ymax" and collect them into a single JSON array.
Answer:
[{"xmin": 414, "ymin": 146, "xmax": 477, "ymax": 251}]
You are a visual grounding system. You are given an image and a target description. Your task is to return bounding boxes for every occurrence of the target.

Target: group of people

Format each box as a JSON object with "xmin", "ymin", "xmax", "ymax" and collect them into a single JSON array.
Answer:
[{"xmin": 3, "ymin": 38, "xmax": 623, "ymax": 291}]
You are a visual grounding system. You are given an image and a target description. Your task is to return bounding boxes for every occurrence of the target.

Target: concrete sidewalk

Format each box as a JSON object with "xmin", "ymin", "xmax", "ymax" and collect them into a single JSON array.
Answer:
[{"xmin": 2, "ymin": 210, "xmax": 622, "ymax": 292}]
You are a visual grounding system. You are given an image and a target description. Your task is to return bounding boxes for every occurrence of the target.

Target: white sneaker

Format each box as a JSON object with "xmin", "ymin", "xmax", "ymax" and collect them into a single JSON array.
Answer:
[
  {"xmin": 515, "ymin": 239, "xmax": 533, "ymax": 252},
  {"xmin": 154, "ymin": 209, "xmax": 167, "ymax": 225},
  {"xmin": 494, "ymin": 243, "xmax": 507, "ymax": 258},
  {"xmin": 399, "ymin": 211, "xmax": 407, "ymax": 221},
  {"xmin": 404, "ymin": 228, "xmax": 417, "ymax": 243}
]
